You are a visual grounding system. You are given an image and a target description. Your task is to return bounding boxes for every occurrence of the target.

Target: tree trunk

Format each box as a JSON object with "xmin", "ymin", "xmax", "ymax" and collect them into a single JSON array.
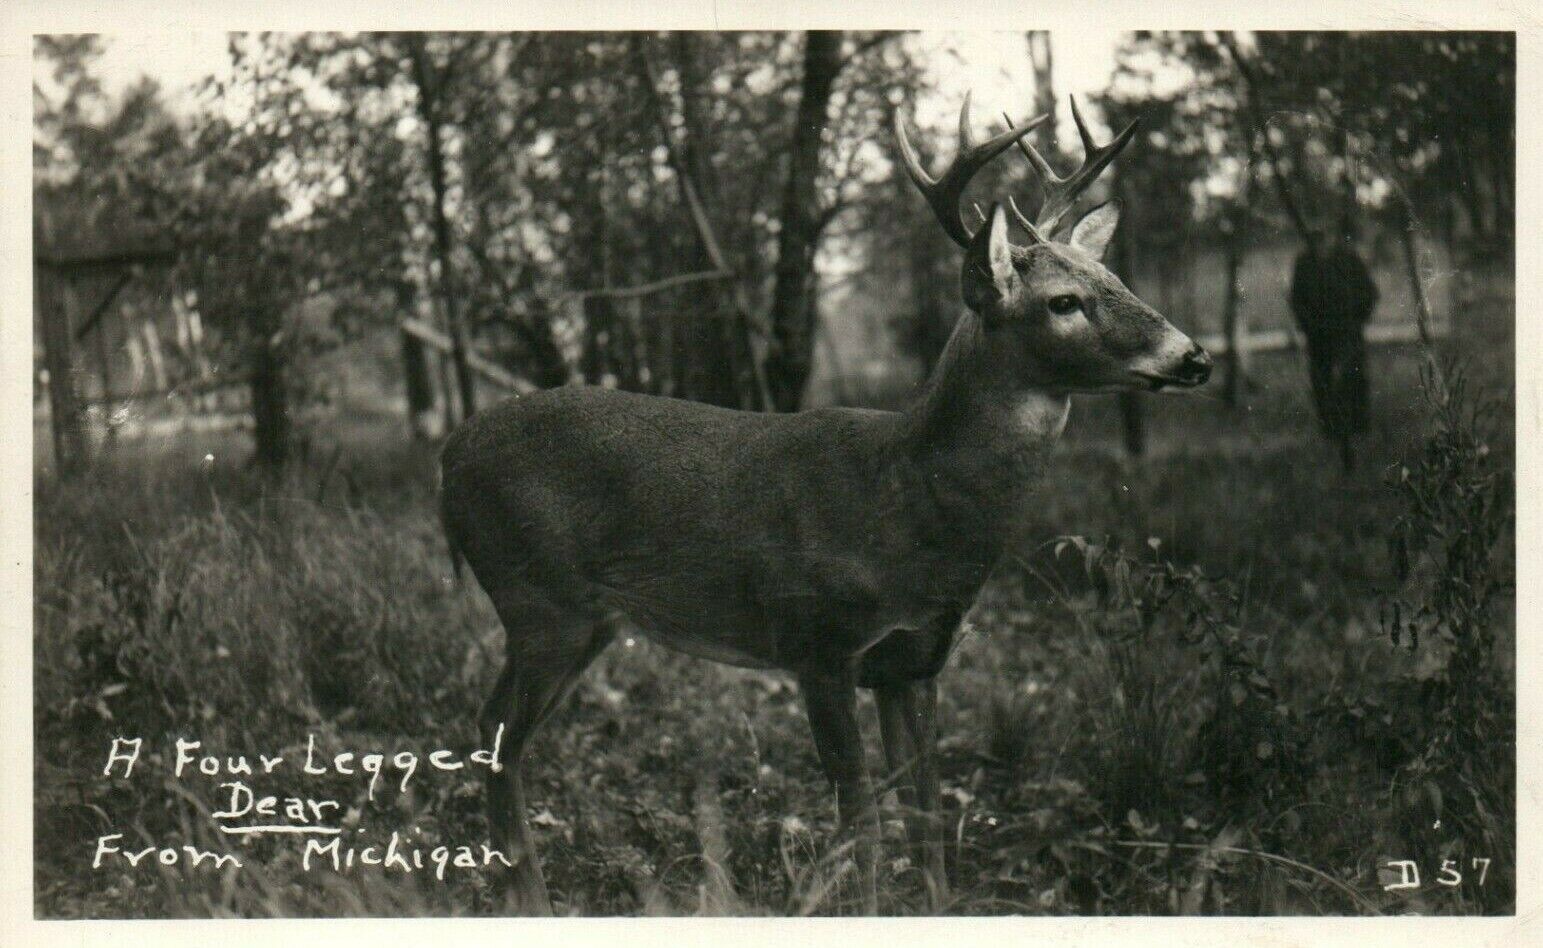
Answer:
[
  {"xmin": 248, "ymin": 311, "xmax": 291, "ymax": 473},
  {"xmin": 674, "ymin": 33, "xmax": 721, "ymax": 219},
  {"xmin": 633, "ymin": 33, "xmax": 759, "ymax": 409},
  {"xmin": 513, "ymin": 299, "xmax": 571, "ymax": 389},
  {"xmin": 764, "ymin": 31, "xmax": 844, "ymax": 412},
  {"xmin": 1486, "ymin": 115, "xmax": 1513, "ymax": 245},
  {"xmin": 437, "ymin": 351, "xmax": 455, "ymax": 435},
  {"xmin": 37, "ymin": 266, "xmax": 89, "ymax": 475},
  {"xmin": 905, "ymin": 173, "xmax": 953, "ymax": 378},
  {"xmin": 1221, "ymin": 142, "xmax": 1255, "ymax": 408},
  {"xmin": 401, "ymin": 326, "xmax": 434, "ymax": 440},
  {"xmin": 1398, "ymin": 201, "xmax": 1435, "ymax": 348},
  {"xmin": 1118, "ymin": 395, "xmax": 1146, "ymax": 458},
  {"xmin": 672, "ymin": 34, "xmax": 754, "ymax": 409},
  {"xmin": 1027, "ymin": 32, "xmax": 1056, "ymax": 157},
  {"xmin": 1110, "ymin": 172, "xmax": 1145, "ymax": 458},
  {"xmin": 407, "ymin": 36, "xmax": 477, "ymax": 425},
  {"xmin": 613, "ymin": 297, "xmax": 643, "ymax": 391},
  {"xmin": 1221, "ymin": 35, "xmax": 1314, "ymax": 249},
  {"xmin": 1222, "ymin": 240, "xmax": 1246, "ymax": 404},
  {"xmin": 580, "ymin": 169, "xmax": 614, "ymax": 386},
  {"xmin": 581, "ymin": 295, "xmax": 617, "ymax": 385},
  {"xmin": 1221, "ymin": 234, "xmax": 1246, "ymax": 407}
]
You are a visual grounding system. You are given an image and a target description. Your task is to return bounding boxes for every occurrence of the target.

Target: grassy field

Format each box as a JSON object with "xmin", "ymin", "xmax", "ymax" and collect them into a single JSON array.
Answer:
[{"xmin": 33, "ymin": 265, "xmax": 1513, "ymax": 918}]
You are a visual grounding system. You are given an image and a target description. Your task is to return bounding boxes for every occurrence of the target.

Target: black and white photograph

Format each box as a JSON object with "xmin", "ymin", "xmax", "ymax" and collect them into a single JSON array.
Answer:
[{"xmin": 12, "ymin": 4, "xmax": 1526, "ymax": 934}]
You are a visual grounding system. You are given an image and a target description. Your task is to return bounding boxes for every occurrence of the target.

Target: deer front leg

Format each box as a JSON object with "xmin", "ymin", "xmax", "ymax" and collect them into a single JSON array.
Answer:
[
  {"xmin": 903, "ymin": 678, "xmax": 948, "ymax": 911},
  {"xmin": 799, "ymin": 667, "xmax": 879, "ymax": 915},
  {"xmin": 876, "ymin": 680, "xmax": 948, "ymax": 912}
]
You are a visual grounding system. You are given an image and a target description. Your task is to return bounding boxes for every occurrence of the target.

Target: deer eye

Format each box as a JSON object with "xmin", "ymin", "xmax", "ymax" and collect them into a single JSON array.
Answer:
[{"xmin": 1046, "ymin": 294, "xmax": 1082, "ymax": 315}]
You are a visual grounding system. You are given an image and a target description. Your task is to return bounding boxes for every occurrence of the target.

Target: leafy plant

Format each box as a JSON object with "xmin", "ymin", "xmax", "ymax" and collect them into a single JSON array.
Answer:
[
  {"xmin": 1380, "ymin": 361, "xmax": 1513, "ymax": 912},
  {"xmin": 1049, "ymin": 535, "xmax": 1302, "ymax": 808}
]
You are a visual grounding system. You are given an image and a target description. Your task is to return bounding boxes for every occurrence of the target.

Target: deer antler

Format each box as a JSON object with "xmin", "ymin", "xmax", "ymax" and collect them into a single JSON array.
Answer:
[
  {"xmin": 1008, "ymin": 96, "xmax": 1138, "ymax": 236},
  {"xmin": 894, "ymin": 92, "xmax": 1049, "ymax": 248}
]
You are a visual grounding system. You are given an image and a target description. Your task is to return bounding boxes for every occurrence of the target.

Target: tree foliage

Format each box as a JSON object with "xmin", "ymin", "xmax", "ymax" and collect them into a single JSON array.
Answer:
[
  {"xmin": 1107, "ymin": 31, "xmax": 1513, "ymax": 249},
  {"xmin": 213, "ymin": 31, "xmax": 918, "ymax": 413},
  {"xmin": 34, "ymin": 31, "xmax": 1514, "ymax": 467}
]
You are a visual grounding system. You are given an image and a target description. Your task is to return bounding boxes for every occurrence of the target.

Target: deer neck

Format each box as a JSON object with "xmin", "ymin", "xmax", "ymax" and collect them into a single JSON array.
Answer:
[{"xmin": 888, "ymin": 313, "xmax": 1069, "ymax": 548}]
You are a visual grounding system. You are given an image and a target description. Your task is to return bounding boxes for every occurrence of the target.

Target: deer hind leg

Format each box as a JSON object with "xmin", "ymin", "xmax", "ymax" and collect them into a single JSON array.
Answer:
[{"xmin": 479, "ymin": 598, "xmax": 615, "ymax": 916}]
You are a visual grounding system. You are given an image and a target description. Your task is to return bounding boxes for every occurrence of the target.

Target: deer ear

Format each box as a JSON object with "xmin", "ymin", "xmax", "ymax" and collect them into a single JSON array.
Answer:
[
  {"xmin": 962, "ymin": 204, "xmax": 1020, "ymax": 317},
  {"xmin": 1069, "ymin": 200, "xmax": 1121, "ymax": 261}
]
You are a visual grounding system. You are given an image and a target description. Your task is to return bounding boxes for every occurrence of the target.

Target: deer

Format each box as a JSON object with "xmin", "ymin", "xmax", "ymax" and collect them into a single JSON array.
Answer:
[{"xmin": 438, "ymin": 92, "xmax": 1212, "ymax": 916}]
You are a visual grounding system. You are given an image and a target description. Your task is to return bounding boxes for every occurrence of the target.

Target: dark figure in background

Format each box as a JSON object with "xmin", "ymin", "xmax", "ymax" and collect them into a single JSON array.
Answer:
[{"xmin": 1289, "ymin": 220, "xmax": 1379, "ymax": 471}]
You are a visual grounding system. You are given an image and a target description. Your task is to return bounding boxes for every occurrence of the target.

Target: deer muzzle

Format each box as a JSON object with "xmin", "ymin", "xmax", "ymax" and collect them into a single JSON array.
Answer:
[
  {"xmin": 1172, "ymin": 344, "xmax": 1213, "ymax": 386},
  {"xmin": 1131, "ymin": 341, "xmax": 1212, "ymax": 390}
]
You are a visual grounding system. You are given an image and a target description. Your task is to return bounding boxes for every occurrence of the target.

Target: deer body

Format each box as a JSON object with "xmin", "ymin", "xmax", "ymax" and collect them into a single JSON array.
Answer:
[
  {"xmin": 442, "ymin": 320, "xmax": 1067, "ymax": 671},
  {"xmin": 440, "ymin": 94, "xmax": 1210, "ymax": 915}
]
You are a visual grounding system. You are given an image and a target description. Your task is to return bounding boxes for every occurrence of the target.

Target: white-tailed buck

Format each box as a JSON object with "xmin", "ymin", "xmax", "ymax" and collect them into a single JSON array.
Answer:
[{"xmin": 439, "ymin": 93, "xmax": 1211, "ymax": 915}]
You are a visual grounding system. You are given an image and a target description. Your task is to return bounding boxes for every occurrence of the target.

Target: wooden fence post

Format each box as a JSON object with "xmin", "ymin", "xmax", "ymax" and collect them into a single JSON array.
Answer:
[
  {"xmin": 89, "ymin": 288, "xmax": 117, "ymax": 445},
  {"xmin": 142, "ymin": 319, "xmax": 168, "ymax": 391}
]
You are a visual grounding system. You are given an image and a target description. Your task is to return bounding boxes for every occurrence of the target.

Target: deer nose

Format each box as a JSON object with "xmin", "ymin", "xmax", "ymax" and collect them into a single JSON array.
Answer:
[{"xmin": 1177, "ymin": 344, "xmax": 1212, "ymax": 385}]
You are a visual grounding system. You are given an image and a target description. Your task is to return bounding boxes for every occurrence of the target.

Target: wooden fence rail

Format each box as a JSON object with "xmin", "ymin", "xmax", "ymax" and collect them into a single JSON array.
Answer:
[
  {"xmin": 1196, "ymin": 318, "xmax": 1446, "ymax": 356},
  {"xmin": 400, "ymin": 317, "xmax": 537, "ymax": 395}
]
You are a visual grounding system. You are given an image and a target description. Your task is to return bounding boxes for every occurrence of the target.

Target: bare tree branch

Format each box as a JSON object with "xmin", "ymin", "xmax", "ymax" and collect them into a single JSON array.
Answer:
[
  {"xmin": 1218, "ymin": 33, "xmax": 1314, "ymax": 246},
  {"xmin": 633, "ymin": 34, "xmax": 774, "ymax": 410},
  {"xmin": 563, "ymin": 269, "xmax": 736, "ymax": 302}
]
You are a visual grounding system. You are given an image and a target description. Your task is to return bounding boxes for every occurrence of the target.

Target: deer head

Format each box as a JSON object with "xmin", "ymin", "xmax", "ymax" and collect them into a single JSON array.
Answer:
[{"xmin": 896, "ymin": 94, "xmax": 1211, "ymax": 393}]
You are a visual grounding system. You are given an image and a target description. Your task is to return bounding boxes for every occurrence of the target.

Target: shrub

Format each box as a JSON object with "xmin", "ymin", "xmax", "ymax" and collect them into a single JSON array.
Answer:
[{"xmin": 1380, "ymin": 362, "xmax": 1513, "ymax": 912}]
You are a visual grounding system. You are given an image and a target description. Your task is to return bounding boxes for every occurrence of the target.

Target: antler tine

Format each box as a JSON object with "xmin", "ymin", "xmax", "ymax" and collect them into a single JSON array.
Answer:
[
  {"xmin": 894, "ymin": 92, "xmax": 1050, "ymax": 248},
  {"xmin": 1069, "ymin": 95, "xmax": 1099, "ymax": 155},
  {"xmin": 958, "ymin": 90, "xmax": 978, "ymax": 150},
  {"xmin": 1003, "ymin": 111, "xmax": 1059, "ymax": 185},
  {"xmin": 1009, "ymin": 95, "xmax": 1140, "ymax": 235},
  {"xmin": 1006, "ymin": 195, "xmax": 1039, "ymax": 238}
]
